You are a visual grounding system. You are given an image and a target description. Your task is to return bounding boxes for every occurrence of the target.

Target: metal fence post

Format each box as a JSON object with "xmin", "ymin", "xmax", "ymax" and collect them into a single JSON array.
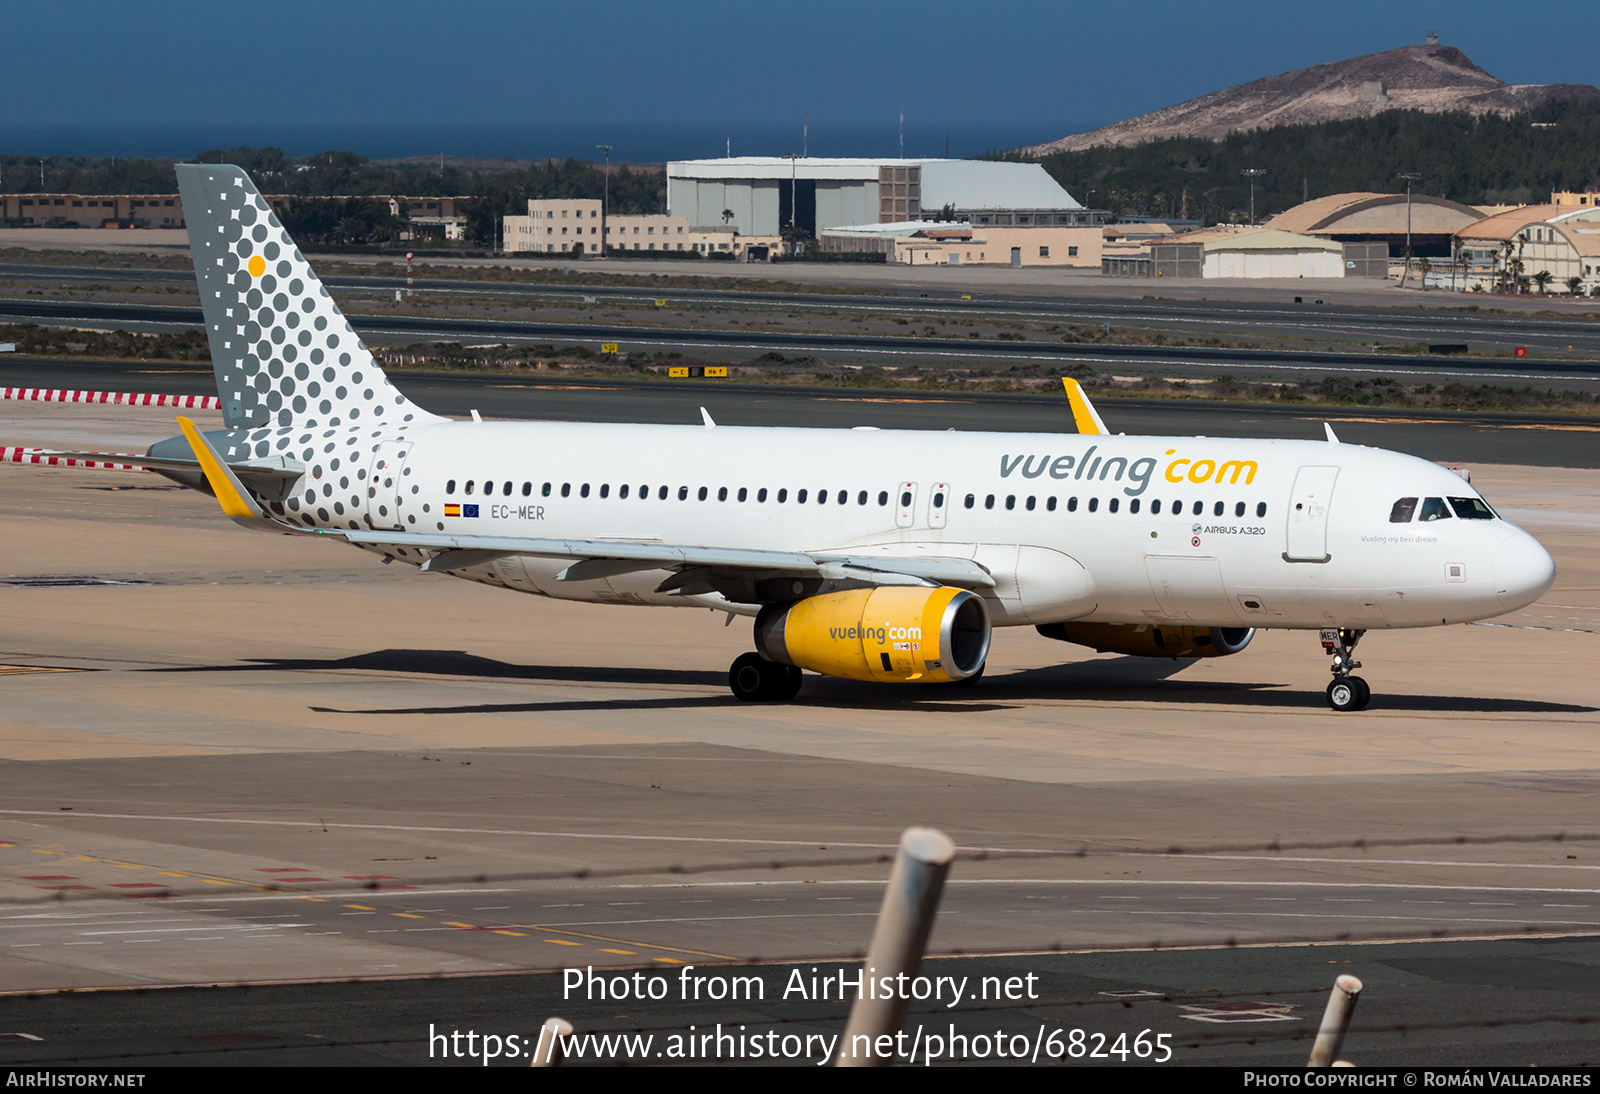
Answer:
[
  {"xmin": 1307, "ymin": 974, "xmax": 1363, "ymax": 1067},
  {"xmin": 836, "ymin": 826, "xmax": 957, "ymax": 1066},
  {"xmin": 530, "ymin": 1017, "xmax": 573, "ymax": 1067}
]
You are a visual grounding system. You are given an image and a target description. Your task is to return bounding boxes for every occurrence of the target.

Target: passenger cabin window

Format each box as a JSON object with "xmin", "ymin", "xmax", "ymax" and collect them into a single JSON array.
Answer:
[
  {"xmin": 1108, "ymin": 498, "xmax": 1119, "ymax": 513},
  {"xmin": 1130, "ymin": 499, "xmax": 1140, "ymax": 514},
  {"xmin": 1449, "ymin": 496, "xmax": 1495, "ymax": 520},
  {"xmin": 465, "ymin": 481, "xmax": 475, "ymax": 495},
  {"xmin": 698, "ymin": 487, "xmax": 708, "ymax": 501},
  {"xmin": 1390, "ymin": 497, "xmax": 1419, "ymax": 523},
  {"xmin": 879, "ymin": 491, "xmax": 889, "ymax": 506},
  {"xmin": 542, "ymin": 482, "xmax": 552, "ymax": 496},
  {"xmin": 1046, "ymin": 497, "xmax": 1057, "ymax": 511},
  {"xmin": 446, "ymin": 479, "xmax": 456, "ymax": 495},
  {"xmin": 964, "ymin": 494, "xmax": 975, "ymax": 509},
  {"xmin": 797, "ymin": 489, "xmax": 808, "ymax": 503},
  {"xmin": 1418, "ymin": 497, "xmax": 1453, "ymax": 522},
  {"xmin": 1234, "ymin": 501, "xmax": 1245, "ymax": 517},
  {"xmin": 658, "ymin": 485, "xmax": 668, "ymax": 500},
  {"xmin": 1088, "ymin": 498, "xmax": 1099, "ymax": 512},
  {"xmin": 678, "ymin": 486, "xmax": 688, "ymax": 501},
  {"xmin": 1256, "ymin": 502, "xmax": 1267, "ymax": 518},
  {"xmin": 522, "ymin": 482, "xmax": 532, "ymax": 497},
  {"xmin": 1213, "ymin": 501, "xmax": 1224, "ymax": 517},
  {"xmin": 561, "ymin": 483, "xmax": 571, "ymax": 497}
]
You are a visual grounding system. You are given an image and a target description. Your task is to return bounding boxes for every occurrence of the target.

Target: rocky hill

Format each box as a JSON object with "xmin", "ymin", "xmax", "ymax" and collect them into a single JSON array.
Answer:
[{"xmin": 1026, "ymin": 44, "xmax": 1599, "ymax": 155}]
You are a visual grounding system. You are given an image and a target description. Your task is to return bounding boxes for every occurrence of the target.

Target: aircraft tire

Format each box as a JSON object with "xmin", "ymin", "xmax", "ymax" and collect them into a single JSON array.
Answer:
[
  {"xmin": 730, "ymin": 652, "xmax": 773, "ymax": 702},
  {"xmin": 1351, "ymin": 676, "xmax": 1372, "ymax": 710},
  {"xmin": 1326, "ymin": 677, "xmax": 1362, "ymax": 712},
  {"xmin": 772, "ymin": 664, "xmax": 803, "ymax": 701}
]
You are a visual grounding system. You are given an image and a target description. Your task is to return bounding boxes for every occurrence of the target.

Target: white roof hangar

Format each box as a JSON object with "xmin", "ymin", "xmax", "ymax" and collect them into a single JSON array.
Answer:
[{"xmin": 667, "ymin": 157, "xmax": 1085, "ymax": 236}]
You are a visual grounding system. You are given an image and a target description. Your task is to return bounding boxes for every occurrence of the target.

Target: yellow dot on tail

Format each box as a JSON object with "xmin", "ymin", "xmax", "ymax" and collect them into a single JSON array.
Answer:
[{"xmin": 248, "ymin": 255, "xmax": 266, "ymax": 277}]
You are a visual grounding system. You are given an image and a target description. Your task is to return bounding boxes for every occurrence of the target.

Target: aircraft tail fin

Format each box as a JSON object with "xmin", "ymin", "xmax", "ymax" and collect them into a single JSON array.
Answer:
[
  {"xmin": 174, "ymin": 163, "xmax": 437, "ymax": 431},
  {"xmin": 1061, "ymin": 377, "xmax": 1107, "ymax": 435}
]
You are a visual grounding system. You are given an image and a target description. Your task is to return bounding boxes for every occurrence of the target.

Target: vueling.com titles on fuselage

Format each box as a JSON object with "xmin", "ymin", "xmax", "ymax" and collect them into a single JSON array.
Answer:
[{"xmin": 998, "ymin": 446, "xmax": 1260, "ymax": 497}]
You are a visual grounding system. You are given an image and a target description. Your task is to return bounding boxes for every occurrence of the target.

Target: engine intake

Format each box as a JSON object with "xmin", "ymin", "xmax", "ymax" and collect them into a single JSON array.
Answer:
[
  {"xmin": 756, "ymin": 586, "xmax": 991, "ymax": 683},
  {"xmin": 1037, "ymin": 622, "xmax": 1254, "ymax": 658}
]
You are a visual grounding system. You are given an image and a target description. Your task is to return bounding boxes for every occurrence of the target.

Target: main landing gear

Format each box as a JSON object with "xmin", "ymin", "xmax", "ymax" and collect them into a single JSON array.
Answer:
[
  {"xmin": 729, "ymin": 652, "xmax": 803, "ymax": 703},
  {"xmin": 1321, "ymin": 627, "xmax": 1370, "ymax": 712}
]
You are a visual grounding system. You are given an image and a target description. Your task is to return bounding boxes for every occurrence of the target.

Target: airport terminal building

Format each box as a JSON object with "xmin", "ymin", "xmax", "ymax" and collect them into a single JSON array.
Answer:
[{"xmin": 666, "ymin": 157, "xmax": 1102, "ymax": 237}]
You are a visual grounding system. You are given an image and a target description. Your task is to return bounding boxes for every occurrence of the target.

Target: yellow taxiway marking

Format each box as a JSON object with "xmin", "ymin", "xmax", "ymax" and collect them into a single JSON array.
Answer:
[
  {"xmin": 652, "ymin": 957, "xmax": 688, "ymax": 965},
  {"xmin": 392, "ymin": 913, "xmax": 424, "ymax": 919},
  {"xmin": 545, "ymin": 939, "xmax": 583, "ymax": 946},
  {"xmin": 343, "ymin": 904, "xmax": 376, "ymax": 911},
  {"xmin": 518, "ymin": 927, "xmax": 733, "ymax": 962},
  {"xmin": 441, "ymin": 921, "xmax": 473, "ymax": 928},
  {"xmin": 599, "ymin": 948, "xmax": 636, "ymax": 955},
  {"xmin": 493, "ymin": 930, "xmax": 526, "ymax": 937}
]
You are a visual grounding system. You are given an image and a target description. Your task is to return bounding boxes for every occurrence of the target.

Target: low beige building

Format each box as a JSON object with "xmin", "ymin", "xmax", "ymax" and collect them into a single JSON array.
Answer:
[
  {"xmin": 503, "ymin": 198, "xmax": 605, "ymax": 255},
  {"xmin": 819, "ymin": 221, "xmax": 1101, "ymax": 267},
  {"xmin": 0, "ymin": 193, "xmax": 183, "ymax": 227}
]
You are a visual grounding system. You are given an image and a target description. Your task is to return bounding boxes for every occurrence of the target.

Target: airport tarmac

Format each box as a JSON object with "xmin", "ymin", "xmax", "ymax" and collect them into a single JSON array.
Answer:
[{"xmin": 0, "ymin": 396, "xmax": 1597, "ymax": 1064}]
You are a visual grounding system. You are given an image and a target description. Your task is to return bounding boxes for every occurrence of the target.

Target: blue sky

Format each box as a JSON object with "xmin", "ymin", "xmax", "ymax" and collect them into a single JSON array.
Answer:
[{"xmin": 7, "ymin": 1, "xmax": 1597, "ymax": 153}]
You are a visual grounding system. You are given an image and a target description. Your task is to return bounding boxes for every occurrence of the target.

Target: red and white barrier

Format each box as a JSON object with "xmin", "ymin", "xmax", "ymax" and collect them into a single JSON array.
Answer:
[
  {"xmin": 1, "ymin": 447, "xmax": 144, "ymax": 471},
  {"xmin": 0, "ymin": 389, "xmax": 220, "ymax": 410}
]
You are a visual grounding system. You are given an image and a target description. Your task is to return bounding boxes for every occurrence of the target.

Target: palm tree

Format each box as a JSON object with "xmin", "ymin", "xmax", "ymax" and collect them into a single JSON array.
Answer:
[
  {"xmin": 1417, "ymin": 257, "xmax": 1432, "ymax": 290},
  {"xmin": 1532, "ymin": 270, "xmax": 1553, "ymax": 294},
  {"xmin": 1566, "ymin": 275, "xmax": 1583, "ymax": 296},
  {"xmin": 721, "ymin": 208, "xmax": 734, "ymax": 226}
]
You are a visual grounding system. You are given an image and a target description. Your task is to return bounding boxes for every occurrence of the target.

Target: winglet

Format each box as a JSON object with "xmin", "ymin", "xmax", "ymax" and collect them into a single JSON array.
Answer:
[
  {"xmin": 1324, "ymin": 422, "xmax": 1340, "ymax": 444},
  {"xmin": 700, "ymin": 407, "xmax": 716, "ymax": 428},
  {"xmin": 175, "ymin": 416, "xmax": 264, "ymax": 519},
  {"xmin": 1062, "ymin": 378, "xmax": 1106, "ymax": 435}
]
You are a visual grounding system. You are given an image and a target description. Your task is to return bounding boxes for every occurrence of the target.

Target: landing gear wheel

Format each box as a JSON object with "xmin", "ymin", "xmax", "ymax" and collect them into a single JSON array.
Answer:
[
  {"xmin": 772, "ymin": 664, "xmax": 803, "ymax": 701},
  {"xmin": 1326, "ymin": 678, "xmax": 1361, "ymax": 712},
  {"xmin": 1320, "ymin": 628, "xmax": 1371, "ymax": 712},
  {"xmin": 729, "ymin": 653, "xmax": 800, "ymax": 702}
]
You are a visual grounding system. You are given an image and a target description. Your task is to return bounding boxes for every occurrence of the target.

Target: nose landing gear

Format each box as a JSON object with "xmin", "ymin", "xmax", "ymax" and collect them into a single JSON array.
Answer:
[
  {"xmin": 729, "ymin": 652, "xmax": 803, "ymax": 702},
  {"xmin": 1321, "ymin": 628, "xmax": 1370, "ymax": 711}
]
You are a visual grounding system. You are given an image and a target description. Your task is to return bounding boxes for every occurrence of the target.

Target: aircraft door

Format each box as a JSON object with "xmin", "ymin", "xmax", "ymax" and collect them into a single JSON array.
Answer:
[
  {"xmin": 365, "ymin": 440, "xmax": 413, "ymax": 531},
  {"xmin": 895, "ymin": 481, "xmax": 917, "ymax": 528},
  {"xmin": 1285, "ymin": 465, "xmax": 1339, "ymax": 562}
]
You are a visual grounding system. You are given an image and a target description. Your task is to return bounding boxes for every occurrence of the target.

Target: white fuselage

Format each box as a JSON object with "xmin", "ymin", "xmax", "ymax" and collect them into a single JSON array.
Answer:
[{"xmin": 304, "ymin": 419, "xmax": 1554, "ymax": 631}]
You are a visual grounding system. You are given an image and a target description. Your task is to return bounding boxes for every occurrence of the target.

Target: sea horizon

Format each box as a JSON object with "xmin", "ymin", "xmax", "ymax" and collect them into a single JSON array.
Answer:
[{"xmin": 0, "ymin": 120, "xmax": 1100, "ymax": 164}]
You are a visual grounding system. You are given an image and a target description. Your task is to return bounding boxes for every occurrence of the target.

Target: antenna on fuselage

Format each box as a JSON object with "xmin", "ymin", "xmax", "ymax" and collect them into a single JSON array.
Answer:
[{"xmin": 1324, "ymin": 422, "xmax": 1340, "ymax": 444}]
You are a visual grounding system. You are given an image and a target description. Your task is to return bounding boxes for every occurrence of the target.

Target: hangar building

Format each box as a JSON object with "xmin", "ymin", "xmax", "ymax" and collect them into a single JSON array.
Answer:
[
  {"xmin": 666, "ymin": 158, "xmax": 1099, "ymax": 236},
  {"xmin": 1264, "ymin": 192, "xmax": 1484, "ymax": 258}
]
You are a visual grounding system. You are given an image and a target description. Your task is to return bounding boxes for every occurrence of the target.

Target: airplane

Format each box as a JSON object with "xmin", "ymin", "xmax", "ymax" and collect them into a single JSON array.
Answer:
[{"xmin": 12, "ymin": 164, "xmax": 1557, "ymax": 712}]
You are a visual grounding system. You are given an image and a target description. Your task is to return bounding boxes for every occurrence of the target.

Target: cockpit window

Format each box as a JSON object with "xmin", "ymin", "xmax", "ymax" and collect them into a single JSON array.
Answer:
[
  {"xmin": 1448, "ymin": 496, "xmax": 1495, "ymax": 520},
  {"xmin": 1389, "ymin": 497, "xmax": 1418, "ymax": 523},
  {"xmin": 1418, "ymin": 497, "xmax": 1453, "ymax": 522}
]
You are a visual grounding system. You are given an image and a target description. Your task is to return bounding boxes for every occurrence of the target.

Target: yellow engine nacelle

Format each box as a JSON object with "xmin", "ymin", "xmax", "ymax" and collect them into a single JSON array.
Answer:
[
  {"xmin": 755, "ymin": 586, "xmax": 991, "ymax": 683},
  {"xmin": 1036, "ymin": 622, "xmax": 1254, "ymax": 658}
]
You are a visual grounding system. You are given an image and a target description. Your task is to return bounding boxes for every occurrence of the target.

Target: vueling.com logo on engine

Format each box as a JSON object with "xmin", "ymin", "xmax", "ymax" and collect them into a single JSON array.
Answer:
[{"xmin": 829, "ymin": 624, "xmax": 921, "ymax": 645}]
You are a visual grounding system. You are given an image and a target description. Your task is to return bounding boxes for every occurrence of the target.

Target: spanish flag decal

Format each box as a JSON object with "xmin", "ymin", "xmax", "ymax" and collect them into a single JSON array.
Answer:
[{"xmin": 445, "ymin": 503, "xmax": 461, "ymax": 517}]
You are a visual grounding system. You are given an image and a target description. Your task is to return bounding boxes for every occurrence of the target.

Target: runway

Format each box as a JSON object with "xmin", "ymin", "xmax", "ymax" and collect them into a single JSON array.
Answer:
[
  {"xmin": 0, "ymin": 392, "xmax": 1597, "ymax": 1065},
  {"xmin": 6, "ymin": 258, "xmax": 1600, "ymax": 359},
  {"xmin": 5, "ymin": 294, "xmax": 1600, "ymax": 393}
]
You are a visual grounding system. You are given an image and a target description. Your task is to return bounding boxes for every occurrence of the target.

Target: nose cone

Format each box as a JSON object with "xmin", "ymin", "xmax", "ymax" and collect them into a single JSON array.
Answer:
[{"xmin": 1493, "ymin": 531, "xmax": 1556, "ymax": 613}]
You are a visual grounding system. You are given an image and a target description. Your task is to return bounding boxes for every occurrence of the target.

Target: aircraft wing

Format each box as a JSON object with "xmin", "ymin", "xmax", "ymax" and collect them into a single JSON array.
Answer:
[{"xmin": 331, "ymin": 528, "xmax": 996, "ymax": 591}]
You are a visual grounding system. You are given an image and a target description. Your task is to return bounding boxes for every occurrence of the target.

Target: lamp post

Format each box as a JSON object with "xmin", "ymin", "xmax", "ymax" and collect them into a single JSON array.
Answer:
[
  {"xmin": 596, "ymin": 145, "xmax": 612, "ymax": 258},
  {"xmin": 1397, "ymin": 171, "xmax": 1421, "ymax": 254},
  {"xmin": 1241, "ymin": 169, "xmax": 1266, "ymax": 225}
]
